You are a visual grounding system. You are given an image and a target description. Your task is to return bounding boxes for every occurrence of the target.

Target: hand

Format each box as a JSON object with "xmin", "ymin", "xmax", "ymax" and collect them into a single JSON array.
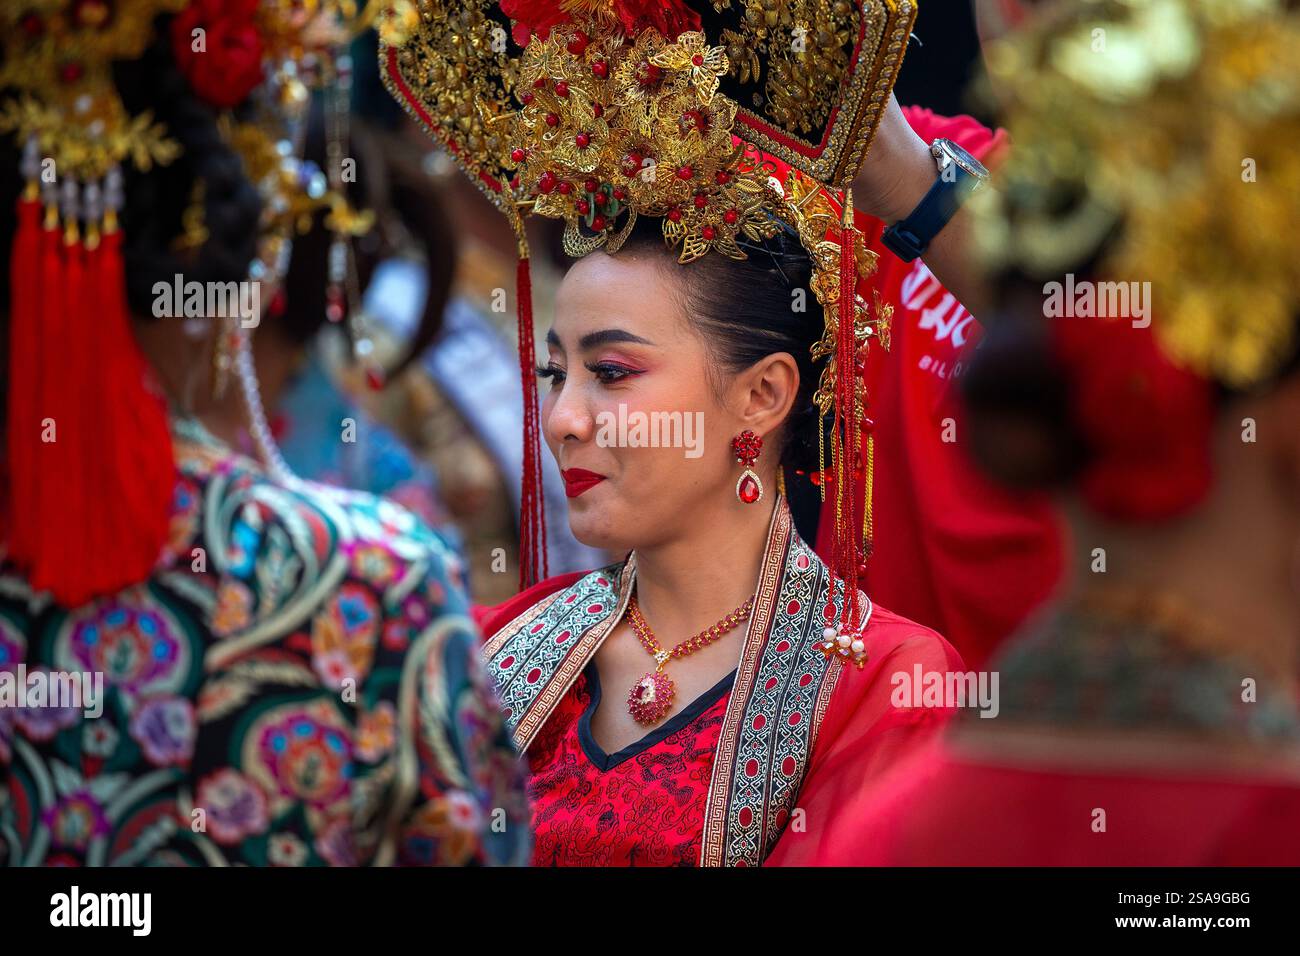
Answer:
[
  {"xmin": 850, "ymin": 93, "xmax": 992, "ymax": 314},
  {"xmin": 851, "ymin": 93, "xmax": 936, "ymax": 224}
]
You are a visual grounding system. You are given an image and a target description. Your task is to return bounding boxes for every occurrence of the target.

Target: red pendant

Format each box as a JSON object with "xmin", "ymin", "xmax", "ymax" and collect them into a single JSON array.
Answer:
[
  {"xmin": 736, "ymin": 469, "xmax": 763, "ymax": 504},
  {"xmin": 627, "ymin": 671, "xmax": 675, "ymax": 724}
]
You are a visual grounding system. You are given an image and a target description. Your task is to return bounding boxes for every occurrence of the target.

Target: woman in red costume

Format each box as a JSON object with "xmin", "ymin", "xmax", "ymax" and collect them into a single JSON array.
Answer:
[{"xmin": 384, "ymin": 0, "xmax": 966, "ymax": 865}]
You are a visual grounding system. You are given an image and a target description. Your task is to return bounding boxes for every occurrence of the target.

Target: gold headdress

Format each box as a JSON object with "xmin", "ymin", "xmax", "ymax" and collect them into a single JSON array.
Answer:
[
  {"xmin": 0, "ymin": 1, "xmax": 187, "ymax": 182},
  {"xmin": 974, "ymin": 0, "xmax": 1300, "ymax": 389},
  {"xmin": 381, "ymin": 0, "xmax": 914, "ymax": 622}
]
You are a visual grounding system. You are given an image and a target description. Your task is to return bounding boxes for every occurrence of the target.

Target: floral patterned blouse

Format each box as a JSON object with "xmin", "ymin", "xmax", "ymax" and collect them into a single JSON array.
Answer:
[{"xmin": 0, "ymin": 419, "xmax": 530, "ymax": 866}]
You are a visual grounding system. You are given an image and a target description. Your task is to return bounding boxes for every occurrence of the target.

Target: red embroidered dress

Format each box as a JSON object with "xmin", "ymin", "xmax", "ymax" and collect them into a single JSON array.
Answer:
[
  {"xmin": 526, "ymin": 665, "xmax": 731, "ymax": 866},
  {"xmin": 478, "ymin": 497, "xmax": 965, "ymax": 866}
]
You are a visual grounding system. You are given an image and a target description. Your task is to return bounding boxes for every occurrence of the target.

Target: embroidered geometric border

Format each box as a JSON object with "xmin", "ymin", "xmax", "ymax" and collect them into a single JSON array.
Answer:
[
  {"xmin": 699, "ymin": 498, "xmax": 876, "ymax": 867},
  {"xmin": 483, "ymin": 562, "xmax": 630, "ymax": 751}
]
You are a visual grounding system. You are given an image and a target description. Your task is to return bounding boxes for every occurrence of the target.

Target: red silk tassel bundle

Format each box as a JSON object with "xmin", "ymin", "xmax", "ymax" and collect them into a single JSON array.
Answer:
[
  {"xmin": 3, "ymin": 183, "xmax": 174, "ymax": 607},
  {"xmin": 515, "ymin": 251, "xmax": 549, "ymax": 589}
]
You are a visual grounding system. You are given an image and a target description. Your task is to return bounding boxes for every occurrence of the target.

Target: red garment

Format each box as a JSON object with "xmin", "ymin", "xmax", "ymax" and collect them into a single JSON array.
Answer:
[
  {"xmin": 526, "ymin": 665, "xmax": 729, "ymax": 866},
  {"xmin": 814, "ymin": 106, "xmax": 1063, "ymax": 668},
  {"xmin": 781, "ymin": 738, "xmax": 1300, "ymax": 865},
  {"xmin": 479, "ymin": 526, "xmax": 966, "ymax": 866}
]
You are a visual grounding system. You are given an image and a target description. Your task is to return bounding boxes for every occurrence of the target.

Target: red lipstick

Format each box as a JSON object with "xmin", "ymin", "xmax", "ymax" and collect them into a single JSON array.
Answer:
[{"xmin": 561, "ymin": 468, "xmax": 606, "ymax": 498}]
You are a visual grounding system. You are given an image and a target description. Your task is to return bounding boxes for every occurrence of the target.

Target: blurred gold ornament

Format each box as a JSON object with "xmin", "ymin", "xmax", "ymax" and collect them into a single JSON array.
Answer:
[
  {"xmin": 977, "ymin": 0, "xmax": 1300, "ymax": 388},
  {"xmin": 0, "ymin": 0, "xmax": 187, "ymax": 181}
]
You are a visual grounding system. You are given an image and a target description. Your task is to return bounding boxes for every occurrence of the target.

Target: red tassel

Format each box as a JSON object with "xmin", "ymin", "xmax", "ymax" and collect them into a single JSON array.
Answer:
[
  {"xmin": 70, "ymin": 222, "xmax": 128, "ymax": 600},
  {"xmin": 4, "ymin": 193, "xmax": 42, "ymax": 567},
  {"xmin": 79, "ymin": 231, "xmax": 111, "ymax": 594},
  {"xmin": 79, "ymin": 228, "xmax": 124, "ymax": 597},
  {"xmin": 11, "ymin": 195, "xmax": 173, "ymax": 606},
  {"xmin": 25, "ymin": 208, "xmax": 67, "ymax": 594},
  {"xmin": 515, "ymin": 252, "xmax": 548, "ymax": 589},
  {"xmin": 33, "ymin": 217, "xmax": 95, "ymax": 599}
]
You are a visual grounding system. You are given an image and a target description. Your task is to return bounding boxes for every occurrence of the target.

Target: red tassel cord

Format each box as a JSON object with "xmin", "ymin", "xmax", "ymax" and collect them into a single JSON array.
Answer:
[
  {"xmin": 28, "ymin": 200, "xmax": 73, "ymax": 595},
  {"xmin": 80, "ymin": 220, "xmax": 115, "ymax": 596},
  {"xmin": 95, "ymin": 223, "xmax": 146, "ymax": 578},
  {"xmin": 98, "ymin": 213, "xmax": 175, "ymax": 595},
  {"xmin": 4, "ymin": 191, "xmax": 42, "ymax": 566},
  {"xmin": 36, "ymin": 199, "xmax": 107, "ymax": 602},
  {"xmin": 515, "ymin": 250, "xmax": 549, "ymax": 589}
]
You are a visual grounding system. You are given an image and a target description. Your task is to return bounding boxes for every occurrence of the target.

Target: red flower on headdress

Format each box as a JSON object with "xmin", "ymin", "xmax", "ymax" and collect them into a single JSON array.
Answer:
[
  {"xmin": 500, "ymin": 0, "xmax": 700, "ymax": 47},
  {"xmin": 500, "ymin": 0, "xmax": 567, "ymax": 45},
  {"xmin": 1054, "ymin": 311, "xmax": 1215, "ymax": 523},
  {"xmin": 612, "ymin": 0, "xmax": 700, "ymax": 40},
  {"xmin": 171, "ymin": 0, "xmax": 265, "ymax": 110}
]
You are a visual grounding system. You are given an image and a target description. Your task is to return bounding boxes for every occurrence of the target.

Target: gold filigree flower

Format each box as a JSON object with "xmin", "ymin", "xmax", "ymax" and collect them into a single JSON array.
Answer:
[
  {"xmin": 650, "ymin": 31, "xmax": 729, "ymax": 104},
  {"xmin": 611, "ymin": 28, "xmax": 680, "ymax": 105}
]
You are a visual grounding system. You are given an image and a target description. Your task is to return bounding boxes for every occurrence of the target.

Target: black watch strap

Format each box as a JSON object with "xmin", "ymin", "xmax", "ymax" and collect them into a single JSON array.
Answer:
[{"xmin": 881, "ymin": 154, "xmax": 983, "ymax": 262}]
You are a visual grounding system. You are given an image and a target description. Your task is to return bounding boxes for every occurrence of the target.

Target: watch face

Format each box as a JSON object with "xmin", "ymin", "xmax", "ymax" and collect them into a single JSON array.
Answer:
[{"xmin": 932, "ymin": 139, "xmax": 990, "ymax": 182}]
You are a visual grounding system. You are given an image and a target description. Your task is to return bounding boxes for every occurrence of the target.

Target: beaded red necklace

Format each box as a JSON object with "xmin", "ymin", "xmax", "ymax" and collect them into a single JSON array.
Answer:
[{"xmin": 625, "ymin": 594, "xmax": 754, "ymax": 724}]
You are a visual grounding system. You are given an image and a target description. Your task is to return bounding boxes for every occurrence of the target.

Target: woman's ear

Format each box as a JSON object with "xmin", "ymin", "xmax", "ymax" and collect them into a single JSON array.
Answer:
[{"xmin": 732, "ymin": 352, "xmax": 800, "ymax": 438}]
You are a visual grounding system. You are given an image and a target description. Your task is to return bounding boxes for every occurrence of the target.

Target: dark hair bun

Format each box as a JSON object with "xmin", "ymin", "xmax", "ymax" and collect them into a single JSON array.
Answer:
[{"xmin": 112, "ymin": 23, "xmax": 262, "ymax": 317}]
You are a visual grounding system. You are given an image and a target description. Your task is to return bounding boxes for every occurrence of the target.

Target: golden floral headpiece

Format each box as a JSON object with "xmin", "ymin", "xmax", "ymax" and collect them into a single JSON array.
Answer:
[
  {"xmin": 381, "ymin": 0, "xmax": 913, "ymax": 620},
  {"xmin": 973, "ymin": 0, "xmax": 1300, "ymax": 389},
  {"xmin": 0, "ymin": 1, "xmax": 189, "ymax": 183},
  {"xmin": 382, "ymin": 0, "xmax": 914, "ymax": 243}
]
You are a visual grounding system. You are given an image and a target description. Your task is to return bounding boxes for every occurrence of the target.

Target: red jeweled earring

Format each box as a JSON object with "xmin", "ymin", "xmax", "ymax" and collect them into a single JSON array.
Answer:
[{"xmin": 732, "ymin": 430, "xmax": 764, "ymax": 504}]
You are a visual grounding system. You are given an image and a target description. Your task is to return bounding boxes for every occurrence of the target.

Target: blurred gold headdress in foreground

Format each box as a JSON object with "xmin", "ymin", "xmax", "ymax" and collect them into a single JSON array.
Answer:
[{"xmin": 974, "ymin": 0, "xmax": 1300, "ymax": 389}]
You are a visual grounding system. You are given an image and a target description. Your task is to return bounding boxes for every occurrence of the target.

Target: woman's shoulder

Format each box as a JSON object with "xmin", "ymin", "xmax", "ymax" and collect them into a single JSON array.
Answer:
[
  {"xmin": 171, "ymin": 427, "xmax": 470, "ymax": 641},
  {"xmin": 862, "ymin": 599, "xmax": 965, "ymax": 672},
  {"xmin": 182, "ymin": 428, "xmax": 456, "ymax": 555},
  {"xmin": 474, "ymin": 560, "xmax": 626, "ymax": 640}
]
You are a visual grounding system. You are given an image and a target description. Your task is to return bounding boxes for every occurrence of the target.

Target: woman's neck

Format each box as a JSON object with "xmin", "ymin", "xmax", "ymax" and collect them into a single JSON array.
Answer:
[
  {"xmin": 631, "ymin": 492, "xmax": 779, "ymax": 639},
  {"xmin": 198, "ymin": 327, "xmax": 305, "ymax": 449}
]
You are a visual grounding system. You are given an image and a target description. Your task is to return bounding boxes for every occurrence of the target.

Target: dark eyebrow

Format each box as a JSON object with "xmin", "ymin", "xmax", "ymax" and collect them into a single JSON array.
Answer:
[
  {"xmin": 545, "ymin": 328, "xmax": 656, "ymax": 352},
  {"xmin": 579, "ymin": 329, "xmax": 655, "ymax": 350}
]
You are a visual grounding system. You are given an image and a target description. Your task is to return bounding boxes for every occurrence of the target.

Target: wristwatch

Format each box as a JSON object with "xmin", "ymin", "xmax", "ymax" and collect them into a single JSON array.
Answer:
[{"xmin": 880, "ymin": 138, "xmax": 990, "ymax": 263}]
